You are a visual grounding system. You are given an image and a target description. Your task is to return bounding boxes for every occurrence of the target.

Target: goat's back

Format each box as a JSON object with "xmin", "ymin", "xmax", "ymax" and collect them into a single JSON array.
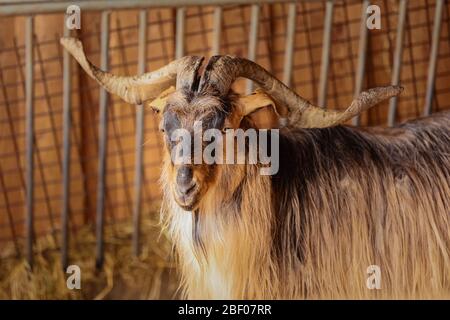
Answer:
[{"xmin": 270, "ymin": 111, "xmax": 450, "ymax": 298}]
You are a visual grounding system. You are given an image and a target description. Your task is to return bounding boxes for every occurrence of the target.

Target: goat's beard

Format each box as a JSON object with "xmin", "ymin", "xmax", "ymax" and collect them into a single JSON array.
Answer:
[{"xmin": 160, "ymin": 161, "xmax": 275, "ymax": 299}]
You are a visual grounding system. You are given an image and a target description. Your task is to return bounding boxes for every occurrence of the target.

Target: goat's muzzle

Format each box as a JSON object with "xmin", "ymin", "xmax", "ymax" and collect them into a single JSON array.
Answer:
[{"xmin": 174, "ymin": 165, "xmax": 200, "ymax": 211}]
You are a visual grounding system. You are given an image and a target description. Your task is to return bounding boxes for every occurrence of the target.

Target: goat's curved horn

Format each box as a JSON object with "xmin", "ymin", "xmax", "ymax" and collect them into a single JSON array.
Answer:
[
  {"xmin": 291, "ymin": 86, "xmax": 403, "ymax": 127},
  {"xmin": 60, "ymin": 37, "xmax": 203, "ymax": 106},
  {"xmin": 200, "ymin": 55, "xmax": 403, "ymax": 128}
]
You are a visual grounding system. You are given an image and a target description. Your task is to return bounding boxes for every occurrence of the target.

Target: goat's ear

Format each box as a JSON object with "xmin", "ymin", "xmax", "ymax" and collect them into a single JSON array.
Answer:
[
  {"xmin": 235, "ymin": 89, "xmax": 281, "ymax": 129},
  {"xmin": 144, "ymin": 86, "xmax": 176, "ymax": 114}
]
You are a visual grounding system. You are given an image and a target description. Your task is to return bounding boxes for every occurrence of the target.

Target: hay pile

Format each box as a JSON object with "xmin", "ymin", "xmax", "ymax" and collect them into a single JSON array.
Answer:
[{"xmin": 0, "ymin": 213, "xmax": 179, "ymax": 299}]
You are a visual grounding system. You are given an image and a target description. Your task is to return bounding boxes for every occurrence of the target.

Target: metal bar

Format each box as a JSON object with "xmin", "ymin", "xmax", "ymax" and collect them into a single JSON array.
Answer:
[
  {"xmin": 352, "ymin": 0, "xmax": 369, "ymax": 126},
  {"xmin": 25, "ymin": 15, "xmax": 34, "ymax": 266},
  {"xmin": 2, "ymin": 41, "xmax": 62, "ymax": 257},
  {"xmin": 176, "ymin": 7, "xmax": 185, "ymax": 59},
  {"xmin": 55, "ymin": 29, "xmax": 85, "ymax": 259},
  {"xmin": 318, "ymin": 0, "xmax": 334, "ymax": 108},
  {"xmin": 282, "ymin": 2, "xmax": 297, "ymax": 87},
  {"xmin": 61, "ymin": 25, "xmax": 71, "ymax": 269},
  {"xmin": 96, "ymin": 11, "xmax": 110, "ymax": 269},
  {"xmin": 387, "ymin": 0, "xmax": 408, "ymax": 126},
  {"xmin": 246, "ymin": 4, "xmax": 260, "ymax": 94},
  {"xmin": 423, "ymin": 0, "xmax": 444, "ymax": 116},
  {"xmin": 110, "ymin": 19, "xmax": 135, "ymax": 219},
  {"xmin": 404, "ymin": 12, "xmax": 420, "ymax": 116},
  {"xmin": 0, "ymin": 0, "xmax": 296, "ymax": 16},
  {"xmin": 212, "ymin": 6, "xmax": 223, "ymax": 56},
  {"xmin": 132, "ymin": 10, "xmax": 147, "ymax": 257},
  {"xmin": 300, "ymin": 1, "xmax": 317, "ymax": 102}
]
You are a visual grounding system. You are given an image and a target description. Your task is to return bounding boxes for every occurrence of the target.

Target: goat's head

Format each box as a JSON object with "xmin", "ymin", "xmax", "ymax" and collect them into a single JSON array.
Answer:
[{"xmin": 61, "ymin": 37, "xmax": 403, "ymax": 211}]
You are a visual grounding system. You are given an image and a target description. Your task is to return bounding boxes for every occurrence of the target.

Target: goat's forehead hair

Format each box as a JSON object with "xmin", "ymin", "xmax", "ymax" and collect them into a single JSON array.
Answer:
[
  {"xmin": 162, "ymin": 55, "xmax": 238, "ymax": 116},
  {"xmin": 164, "ymin": 88, "xmax": 233, "ymax": 115}
]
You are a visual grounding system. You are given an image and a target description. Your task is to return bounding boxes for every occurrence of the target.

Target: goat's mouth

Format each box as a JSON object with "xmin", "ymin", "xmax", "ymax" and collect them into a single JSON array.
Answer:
[{"xmin": 174, "ymin": 183, "xmax": 200, "ymax": 211}]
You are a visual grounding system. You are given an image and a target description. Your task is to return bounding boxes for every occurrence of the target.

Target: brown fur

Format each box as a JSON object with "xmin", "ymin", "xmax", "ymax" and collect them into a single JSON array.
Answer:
[{"xmin": 160, "ymin": 104, "xmax": 450, "ymax": 299}]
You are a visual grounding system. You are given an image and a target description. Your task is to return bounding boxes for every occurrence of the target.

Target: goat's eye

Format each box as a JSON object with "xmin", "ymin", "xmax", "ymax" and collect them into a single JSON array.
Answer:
[{"xmin": 162, "ymin": 110, "xmax": 180, "ymax": 134}]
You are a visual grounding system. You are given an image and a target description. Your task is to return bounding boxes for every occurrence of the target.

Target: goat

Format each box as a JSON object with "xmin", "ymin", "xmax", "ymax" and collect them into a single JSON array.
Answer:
[{"xmin": 62, "ymin": 38, "xmax": 450, "ymax": 299}]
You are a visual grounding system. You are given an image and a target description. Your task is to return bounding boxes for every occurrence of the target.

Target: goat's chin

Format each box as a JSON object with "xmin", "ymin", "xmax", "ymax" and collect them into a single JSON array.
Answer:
[
  {"xmin": 173, "ymin": 191, "xmax": 200, "ymax": 212},
  {"xmin": 176, "ymin": 202, "xmax": 198, "ymax": 212}
]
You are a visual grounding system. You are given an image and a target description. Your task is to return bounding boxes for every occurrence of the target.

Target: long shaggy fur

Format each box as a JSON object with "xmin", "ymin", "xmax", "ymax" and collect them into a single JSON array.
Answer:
[{"xmin": 161, "ymin": 111, "xmax": 450, "ymax": 299}]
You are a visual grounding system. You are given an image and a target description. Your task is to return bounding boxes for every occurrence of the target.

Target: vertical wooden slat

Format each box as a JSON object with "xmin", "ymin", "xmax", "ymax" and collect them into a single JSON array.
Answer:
[
  {"xmin": 132, "ymin": 10, "xmax": 147, "ymax": 257},
  {"xmin": 246, "ymin": 4, "xmax": 260, "ymax": 94},
  {"xmin": 96, "ymin": 11, "xmax": 110, "ymax": 269},
  {"xmin": 423, "ymin": 0, "xmax": 444, "ymax": 116},
  {"xmin": 212, "ymin": 6, "xmax": 223, "ymax": 56},
  {"xmin": 176, "ymin": 7, "xmax": 185, "ymax": 59},
  {"xmin": 61, "ymin": 24, "xmax": 72, "ymax": 269},
  {"xmin": 25, "ymin": 15, "xmax": 35, "ymax": 267},
  {"xmin": 352, "ymin": 0, "xmax": 369, "ymax": 126},
  {"xmin": 318, "ymin": 0, "xmax": 334, "ymax": 108},
  {"xmin": 387, "ymin": 0, "xmax": 408, "ymax": 126},
  {"xmin": 283, "ymin": 2, "xmax": 297, "ymax": 87}
]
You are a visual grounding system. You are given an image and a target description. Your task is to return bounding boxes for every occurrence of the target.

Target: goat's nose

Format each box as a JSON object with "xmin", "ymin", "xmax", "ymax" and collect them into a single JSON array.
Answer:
[{"xmin": 176, "ymin": 166, "xmax": 194, "ymax": 193}]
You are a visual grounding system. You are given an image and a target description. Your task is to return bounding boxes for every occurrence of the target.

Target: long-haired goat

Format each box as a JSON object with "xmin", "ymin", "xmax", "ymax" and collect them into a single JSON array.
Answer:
[{"xmin": 62, "ymin": 38, "xmax": 450, "ymax": 299}]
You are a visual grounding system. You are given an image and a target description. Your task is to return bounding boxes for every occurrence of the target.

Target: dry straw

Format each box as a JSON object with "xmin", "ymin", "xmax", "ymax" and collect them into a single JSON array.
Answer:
[{"xmin": 0, "ymin": 213, "xmax": 179, "ymax": 299}]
